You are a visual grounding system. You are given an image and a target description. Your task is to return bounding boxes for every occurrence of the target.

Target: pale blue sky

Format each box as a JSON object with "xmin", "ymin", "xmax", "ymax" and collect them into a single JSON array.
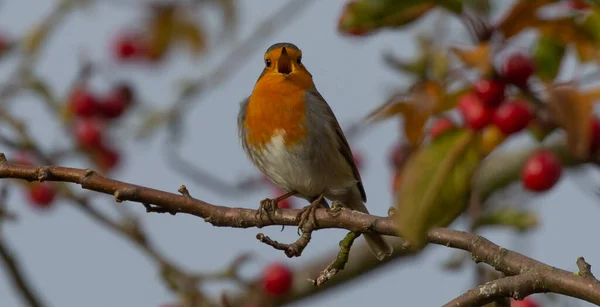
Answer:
[{"xmin": 0, "ymin": 1, "xmax": 598, "ymax": 306}]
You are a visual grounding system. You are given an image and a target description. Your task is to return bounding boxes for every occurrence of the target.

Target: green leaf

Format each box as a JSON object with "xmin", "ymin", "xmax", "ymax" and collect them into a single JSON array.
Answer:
[
  {"xmin": 395, "ymin": 129, "xmax": 481, "ymax": 248},
  {"xmin": 533, "ymin": 35, "xmax": 565, "ymax": 82},
  {"xmin": 338, "ymin": 0, "xmax": 436, "ymax": 35}
]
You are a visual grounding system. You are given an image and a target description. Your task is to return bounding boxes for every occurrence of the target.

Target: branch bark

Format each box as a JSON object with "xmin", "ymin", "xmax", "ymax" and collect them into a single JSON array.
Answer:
[{"xmin": 1, "ymin": 155, "xmax": 600, "ymax": 306}]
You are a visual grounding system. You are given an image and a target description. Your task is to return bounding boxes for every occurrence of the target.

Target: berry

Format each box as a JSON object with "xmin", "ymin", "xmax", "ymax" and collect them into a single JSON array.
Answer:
[
  {"xmin": 388, "ymin": 143, "xmax": 411, "ymax": 170},
  {"xmin": 473, "ymin": 79, "xmax": 506, "ymax": 107},
  {"xmin": 262, "ymin": 262, "xmax": 293, "ymax": 296},
  {"xmin": 12, "ymin": 151, "xmax": 34, "ymax": 165},
  {"xmin": 521, "ymin": 149, "xmax": 562, "ymax": 192},
  {"xmin": 501, "ymin": 53, "xmax": 535, "ymax": 87},
  {"xmin": 68, "ymin": 88, "xmax": 97, "ymax": 118},
  {"xmin": 95, "ymin": 146, "xmax": 120, "ymax": 172},
  {"xmin": 458, "ymin": 92, "xmax": 495, "ymax": 130},
  {"xmin": 112, "ymin": 32, "xmax": 146, "ymax": 61},
  {"xmin": 511, "ymin": 297, "xmax": 540, "ymax": 307},
  {"xmin": 492, "ymin": 100, "xmax": 533, "ymax": 135},
  {"xmin": 589, "ymin": 117, "xmax": 600, "ymax": 154},
  {"xmin": 28, "ymin": 182, "xmax": 56, "ymax": 208},
  {"xmin": 429, "ymin": 116, "xmax": 456, "ymax": 140},
  {"xmin": 273, "ymin": 188, "xmax": 293, "ymax": 209},
  {"xmin": 353, "ymin": 150, "xmax": 363, "ymax": 170},
  {"xmin": 74, "ymin": 119, "xmax": 104, "ymax": 149},
  {"xmin": 480, "ymin": 126, "xmax": 506, "ymax": 155},
  {"xmin": 98, "ymin": 84, "xmax": 134, "ymax": 119}
]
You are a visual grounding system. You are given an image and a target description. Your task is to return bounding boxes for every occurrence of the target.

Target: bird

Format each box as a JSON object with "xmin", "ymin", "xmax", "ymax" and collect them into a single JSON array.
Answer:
[{"xmin": 237, "ymin": 42, "xmax": 392, "ymax": 260}]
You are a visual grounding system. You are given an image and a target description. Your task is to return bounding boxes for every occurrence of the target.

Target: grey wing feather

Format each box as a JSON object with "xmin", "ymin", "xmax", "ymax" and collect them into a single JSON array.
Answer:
[
  {"xmin": 305, "ymin": 88, "xmax": 367, "ymax": 202},
  {"xmin": 237, "ymin": 97, "xmax": 251, "ymax": 154}
]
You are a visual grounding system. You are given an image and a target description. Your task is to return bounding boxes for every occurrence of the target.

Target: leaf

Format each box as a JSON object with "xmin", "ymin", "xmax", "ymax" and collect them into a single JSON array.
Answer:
[
  {"xmin": 547, "ymin": 85, "xmax": 594, "ymax": 160},
  {"xmin": 365, "ymin": 80, "xmax": 444, "ymax": 146},
  {"xmin": 338, "ymin": 0, "xmax": 436, "ymax": 35},
  {"xmin": 147, "ymin": 4, "xmax": 177, "ymax": 61},
  {"xmin": 535, "ymin": 17, "xmax": 599, "ymax": 62},
  {"xmin": 576, "ymin": 8, "xmax": 600, "ymax": 61},
  {"xmin": 174, "ymin": 18, "xmax": 207, "ymax": 56},
  {"xmin": 450, "ymin": 42, "xmax": 492, "ymax": 76},
  {"xmin": 495, "ymin": 0, "xmax": 556, "ymax": 39},
  {"xmin": 395, "ymin": 129, "xmax": 481, "ymax": 248},
  {"xmin": 533, "ymin": 35, "xmax": 566, "ymax": 82}
]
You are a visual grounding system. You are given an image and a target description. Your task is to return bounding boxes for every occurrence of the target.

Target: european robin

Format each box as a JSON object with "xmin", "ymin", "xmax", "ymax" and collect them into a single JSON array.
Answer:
[{"xmin": 237, "ymin": 42, "xmax": 392, "ymax": 260}]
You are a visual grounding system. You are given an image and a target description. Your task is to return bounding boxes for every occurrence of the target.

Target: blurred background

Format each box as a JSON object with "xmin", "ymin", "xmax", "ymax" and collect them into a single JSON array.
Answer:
[{"xmin": 0, "ymin": 0, "xmax": 599, "ymax": 306}]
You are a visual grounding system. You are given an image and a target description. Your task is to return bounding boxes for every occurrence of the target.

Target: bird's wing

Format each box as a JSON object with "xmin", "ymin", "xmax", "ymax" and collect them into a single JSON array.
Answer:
[
  {"xmin": 237, "ymin": 96, "xmax": 251, "ymax": 153},
  {"xmin": 305, "ymin": 87, "xmax": 367, "ymax": 202}
]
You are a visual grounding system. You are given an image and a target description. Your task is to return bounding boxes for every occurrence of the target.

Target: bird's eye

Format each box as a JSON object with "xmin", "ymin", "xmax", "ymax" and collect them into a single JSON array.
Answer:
[
  {"xmin": 296, "ymin": 56, "xmax": 302, "ymax": 64},
  {"xmin": 265, "ymin": 59, "xmax": 271, "ymax": 67}
]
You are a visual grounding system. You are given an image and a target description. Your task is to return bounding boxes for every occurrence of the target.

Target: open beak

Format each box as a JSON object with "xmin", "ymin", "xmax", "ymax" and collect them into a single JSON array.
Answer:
[{"xmin": 277, "ymin": 47, "xmax": 292, "ymax": 75}]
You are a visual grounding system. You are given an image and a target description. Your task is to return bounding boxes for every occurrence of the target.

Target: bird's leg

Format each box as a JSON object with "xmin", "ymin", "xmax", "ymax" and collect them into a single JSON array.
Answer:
[
  {"xmin": 256, "ymin": 191, "xmax": 296, "ymax": 221},
  {"xmin": 297, "ymin": 194, "xmax": 326, "ymax": 235}
]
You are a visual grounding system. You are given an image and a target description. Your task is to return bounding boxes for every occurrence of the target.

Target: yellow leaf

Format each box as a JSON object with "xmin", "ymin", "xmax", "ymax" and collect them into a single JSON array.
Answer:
[
  {"xmin": 174, "ymin": 19, "xmax": 206, "ymax": 56},
  {"xmin": 547, "ymin": 85, "xmax": 593, "ymax": 159},
  {"xmin": 450, "ymin": 43, "xmax": 492, "ymax": 76},
  {"xmin": 365, "ymin": 80, "xmax": 444, "ymax": 146},
  {"xmin": 495, "ymin": 0, "xmax": 556, "ymax": 39},
  {"xmin": 147, "ymin": 5, "xmax": 177, "ymax": 61}
]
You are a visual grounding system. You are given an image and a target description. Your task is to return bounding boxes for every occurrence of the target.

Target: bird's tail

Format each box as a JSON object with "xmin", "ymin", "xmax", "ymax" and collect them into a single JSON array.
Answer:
[{"xmin": 347, "ymin": 197, "xmax": 393, "ymax": 260}]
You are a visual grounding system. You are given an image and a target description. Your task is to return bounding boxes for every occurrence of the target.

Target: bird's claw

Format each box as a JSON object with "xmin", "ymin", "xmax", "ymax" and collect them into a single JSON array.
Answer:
[
  {"xmin": 297, "ymin": 199, "xmax": 321, "ymax": 235},
  {"xmin": 256, "ymin": 198, "xmax": 277, "ymax": 224}
]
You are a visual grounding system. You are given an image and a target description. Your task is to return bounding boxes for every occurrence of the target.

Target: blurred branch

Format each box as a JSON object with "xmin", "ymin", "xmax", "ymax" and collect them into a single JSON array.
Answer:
[
  {"xmin": 0, "ymin": 238, "xmax": 45, "ymax": 307},
  {"xmin": 1, "ymin": 157, "xmax": 600, "ymax": 305}
]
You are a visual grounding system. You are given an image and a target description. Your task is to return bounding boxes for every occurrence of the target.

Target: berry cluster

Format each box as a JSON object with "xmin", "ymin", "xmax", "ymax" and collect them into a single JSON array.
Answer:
[
  {"xmin": 458, "ymin": 53, "xmax": 534, "ymax": 134},
  {"xmin": 68, "ymin": 83, "xmax": 134, "ymax": 172}
]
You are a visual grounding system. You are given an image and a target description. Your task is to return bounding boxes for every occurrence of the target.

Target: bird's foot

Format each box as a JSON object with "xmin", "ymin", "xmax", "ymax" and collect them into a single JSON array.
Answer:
[
  {"xmin": 297, "ymin": 195, "xmax": 323, "ymax": 235},
  {"xmin": 255, "ymin": 191, "xmax": 296, "ymax": 225}
]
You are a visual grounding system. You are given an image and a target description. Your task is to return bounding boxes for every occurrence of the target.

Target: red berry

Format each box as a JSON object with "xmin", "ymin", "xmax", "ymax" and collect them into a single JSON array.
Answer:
[
  {"xmin": 112, "ymin": 33, "xmax": 146, "ymax": 61},
  {"xmin": 98, "ymin": 84, "xmax": 133, "ymax": 119},
  {"xmin": 473, "ymin": 79, "xmax": 506, "ymax": 107},
  {"xmin": 511, "ymin": 297, "xmax": 540, "ymax": 307},
  {"xmin": 262, "ymin": 262, "xmax": 293, "ymax": 296},
  {"xmin": 12, "ymin": 151, "xmax": 34, "ymax": 165},
  {"xmin": 521, "ymin": 149, "xmax": 562, "ymax": 192},
  {"xmin": 389, "ymin": 143, "xmax": 411, "ymax": 170},
  {"xmin": 28, "ymin": 182, "xmax": 56, "ymax": 208},
  {"xmin": 458, "ymin": 92, "xmax": 495, "ymax": 130},
  {"xmin": 492, "ymin": 100, "xmax": 533, "ymax": 135},
  {"xmin": 353, "ymin": 150, "xmax": 363, "ymax": 170},
  {"xmin": 68, "ymin": 88, "xmax": 97, "ymax": 118},
  {"xmin": 74, "ymin": 119, "xmax": 104, "ymax": 149},
  {"xmin": 273, "ymin": 188, "xmax": 293, "ymax": 209},
  {"xmin": 95, "ymin": 147, "xmax": 120, "ymax": 172},
  {"xmin": 429, "ymin": 116, "xmax": 456, "ymax": 140},
  {"xmin": 501, "ymin": 53, "xmax": 535, "ymax": 87},
  {"xmin": 590, "ymin": 117, "xmax": 600, "ymax": 154}
]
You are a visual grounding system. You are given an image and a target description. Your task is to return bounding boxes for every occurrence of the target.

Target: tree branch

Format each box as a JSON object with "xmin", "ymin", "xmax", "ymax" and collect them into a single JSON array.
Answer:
[
  {"xmin": 0, "ymin": 238, "xmax": 45, "ymax": 307},
  {"xmin": 1, "ymin": 155, "xmax": 600, "ymax": 306}
]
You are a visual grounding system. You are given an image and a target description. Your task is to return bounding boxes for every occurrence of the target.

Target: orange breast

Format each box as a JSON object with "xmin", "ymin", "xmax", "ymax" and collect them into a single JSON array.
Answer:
[{"xmin": 244, "ymin": 75, "xmax": 308, "ymax": 148}]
